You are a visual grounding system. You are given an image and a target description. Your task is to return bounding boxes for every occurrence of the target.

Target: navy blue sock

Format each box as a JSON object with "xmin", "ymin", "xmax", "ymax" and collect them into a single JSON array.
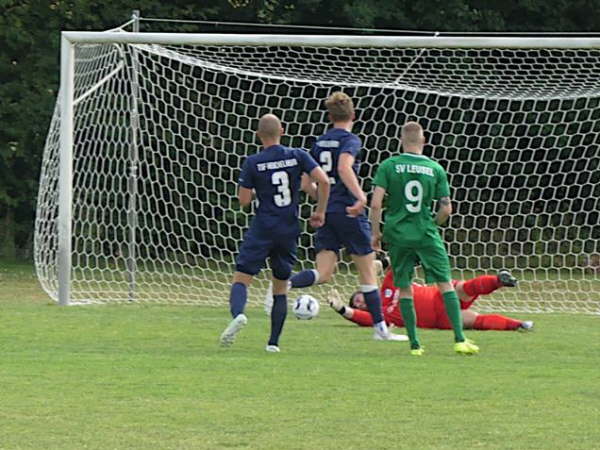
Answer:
[
  {"xmin": 289, "ymin": 270, "xmax": 318, "ymax": 288},
  {"xmin": 363, "ymin": 289, "xmax": 384, "ymax": 324},
  {"xmin": 229, "ymin": 282, "xmax": 247, "ymax": 318},
  {"xmin": 268, "ymin": 294, "xmax": 287, "ymax": 346}
]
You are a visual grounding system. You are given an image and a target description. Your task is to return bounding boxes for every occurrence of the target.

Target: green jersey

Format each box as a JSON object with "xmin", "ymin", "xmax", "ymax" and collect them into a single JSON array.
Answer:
[{"xmin": 373, "ymin": 152, "xmax": 450, "ymax": 244}]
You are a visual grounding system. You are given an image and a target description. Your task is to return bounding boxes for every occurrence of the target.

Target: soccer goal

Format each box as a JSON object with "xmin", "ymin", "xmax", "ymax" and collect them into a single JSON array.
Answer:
[{"xmin": 35, "ymin": 24, "xmax": 600, "ymax": 313}]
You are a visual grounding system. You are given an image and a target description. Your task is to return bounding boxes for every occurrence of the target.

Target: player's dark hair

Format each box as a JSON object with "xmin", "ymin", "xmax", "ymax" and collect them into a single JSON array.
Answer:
[{"xmin": 348, "ymin": 291, "xmax": 360, "ymax": 308}]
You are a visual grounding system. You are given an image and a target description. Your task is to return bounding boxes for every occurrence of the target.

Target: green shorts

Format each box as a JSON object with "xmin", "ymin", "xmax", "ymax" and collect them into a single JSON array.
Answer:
[{"xmin": 387, "ymin": 233, "xmax": 451, "ymax": 288}]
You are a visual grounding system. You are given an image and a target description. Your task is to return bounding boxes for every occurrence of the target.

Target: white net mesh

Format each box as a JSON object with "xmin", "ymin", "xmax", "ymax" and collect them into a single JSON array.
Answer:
[{"xmin": 35, "ymin": 34, "xmax": 600, "ymax": 313}]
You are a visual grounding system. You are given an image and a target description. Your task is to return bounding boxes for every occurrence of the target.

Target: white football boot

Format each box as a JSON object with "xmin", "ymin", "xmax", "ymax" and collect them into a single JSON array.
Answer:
[
  {"xmin": 265, "ymin": 345, "xmax": 280, "ymax": 353},
  {"xmin": 219, "ymin": 314, "xmax": 248, "ymax": 347},
  {"xmin": 373, "ymin": 331, "xmax": 409, "ymax": 342}
]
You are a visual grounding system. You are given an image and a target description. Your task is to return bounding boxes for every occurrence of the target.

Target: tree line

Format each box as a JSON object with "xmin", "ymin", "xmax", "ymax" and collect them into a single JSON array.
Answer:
[{"xmin": 2, "ymin": 0, "xmax": 600, "ymax": 259}]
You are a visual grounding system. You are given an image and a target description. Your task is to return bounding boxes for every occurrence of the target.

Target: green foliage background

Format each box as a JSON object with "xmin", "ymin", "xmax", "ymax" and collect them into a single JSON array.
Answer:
[{"xmin": 2, "ymin": 0, "xmax": 600, "ymax": 259}]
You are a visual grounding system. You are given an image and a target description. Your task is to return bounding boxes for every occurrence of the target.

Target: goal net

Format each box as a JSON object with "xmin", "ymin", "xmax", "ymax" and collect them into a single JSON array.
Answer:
[{"xmin": 35, "ymin": 31, "xmax": 600, "ymax": 313}]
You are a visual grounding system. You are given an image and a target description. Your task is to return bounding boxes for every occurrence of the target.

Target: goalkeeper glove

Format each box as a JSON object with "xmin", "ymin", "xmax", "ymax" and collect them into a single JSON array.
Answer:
[{"xmin": 328, "ymin": 289, "xmax": 346, "ymax": 315}]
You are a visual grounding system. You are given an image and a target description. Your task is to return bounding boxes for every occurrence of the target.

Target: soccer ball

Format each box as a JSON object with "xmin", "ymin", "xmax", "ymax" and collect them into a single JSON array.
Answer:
[{"xmin": 293, "ymin": 294, "xmax": 320, "ymax": 320}]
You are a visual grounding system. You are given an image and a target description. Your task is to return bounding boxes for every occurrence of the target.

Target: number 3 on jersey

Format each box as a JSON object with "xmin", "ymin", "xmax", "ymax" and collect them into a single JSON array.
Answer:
[
  {"xmin": 405, "ymin": 180, "xmax": 423, "ymax": 213},
  {"xmin": 272, "ymin": 171, "xmax": 291, "ymax": 207}
]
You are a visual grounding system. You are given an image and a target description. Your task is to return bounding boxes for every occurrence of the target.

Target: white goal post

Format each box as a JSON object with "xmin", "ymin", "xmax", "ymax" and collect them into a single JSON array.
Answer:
[{"xmin": 35, "ymin": 29, "xmax": 600, "ymax": 313}]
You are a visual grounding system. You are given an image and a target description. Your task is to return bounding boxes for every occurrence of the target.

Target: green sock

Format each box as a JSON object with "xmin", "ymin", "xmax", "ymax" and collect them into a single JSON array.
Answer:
[
  {"xmin": 399, "ymin": 298, "xmax": 420, "ymax": 349},
  {"xmin": 442, "ymin": 291, "xmax": 465, "ymax": 342}
]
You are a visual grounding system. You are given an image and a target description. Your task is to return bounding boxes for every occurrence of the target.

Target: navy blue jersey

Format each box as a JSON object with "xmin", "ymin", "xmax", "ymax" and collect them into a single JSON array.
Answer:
[
  {"xmin": 238, "ymin": 145, "xmax": 318, "ymax": 232},
  {"xmin": 310, "ymin": 128, "xmax": 362, "ymax": 214}
]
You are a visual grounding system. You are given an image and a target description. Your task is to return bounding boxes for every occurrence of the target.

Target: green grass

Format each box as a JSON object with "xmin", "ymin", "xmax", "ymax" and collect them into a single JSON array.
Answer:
[{"xmin": 1, "ymin": 260, "xmax": 600, "ymax": 449}]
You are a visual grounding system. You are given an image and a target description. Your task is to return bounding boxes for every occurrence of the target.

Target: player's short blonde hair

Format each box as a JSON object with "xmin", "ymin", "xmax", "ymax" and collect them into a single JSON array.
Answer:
[
  {"xmin": 325, "ymin": 91, "xmax": 354, "ymax": 122},
  {"xmin": 401, "ymin": 121, "xmax": 424, "ymax": 147}
]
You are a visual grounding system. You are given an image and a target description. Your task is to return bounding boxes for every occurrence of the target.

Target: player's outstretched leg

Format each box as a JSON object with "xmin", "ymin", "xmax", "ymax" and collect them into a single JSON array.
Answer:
[
  {"xmin": 473, "ymin": 314, "xmax": 525, "ymax": 331},
  {"xmin": 288, "ymin": 251, "xmax": 336, "ymax": 289},
  {"xmin": 518, "ymin": 320, "xmax": 534, "ymax": 331},
  {"xmin": 270, "ymin": 252, "xmax": 336, "ymax": 315},
  {"xmin": 220, "ymin": 274, "xmax": 250, "ymax": 347},
  {"xmin": 289, "ymin": 269, "xmax": 320, "ymax": 288},
  {"xmin": 457, "ymin": 271, "xmax": 519, "ymax": 310},
  {"xmin": 229, "ymin": 279, "xmax": 248, "ymax": 318},
  {"xmin": 461, "ymin": 274, "xmax": 504, "ymax": 297}
]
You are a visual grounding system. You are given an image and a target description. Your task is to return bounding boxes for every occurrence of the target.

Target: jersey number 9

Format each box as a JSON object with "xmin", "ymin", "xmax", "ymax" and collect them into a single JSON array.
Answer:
[{"xmin": 405, "ymin": 180, "xmax": 423, "ymax": 213}]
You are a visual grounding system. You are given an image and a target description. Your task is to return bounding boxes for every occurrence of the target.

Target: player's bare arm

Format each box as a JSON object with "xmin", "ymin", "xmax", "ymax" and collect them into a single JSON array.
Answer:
[
  {"xmin": 308, "ymin": 166, "xmax": 330, "ymax": 228},
  {"xmin": 369, "ymin": 186, "xmax": 386, "ymax": 251},
  {"xmin": 238, "ymin": 186, "xmax": 254, "ymax": 208},
  {"xmin": 338, "ymin": 153, "xmax": 367, "ymax": 217},
  {"xmin": 435, "ymin": 196, "xmax": 452, "ymax": 225},
  {"xmin": 301, "ymin": 173, "xmax": 318, "ymax": 201}
]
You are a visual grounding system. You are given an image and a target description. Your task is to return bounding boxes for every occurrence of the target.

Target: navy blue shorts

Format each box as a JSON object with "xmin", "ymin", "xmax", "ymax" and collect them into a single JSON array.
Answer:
[
  {"xmin": 235, "ymin": 225, "xmax": 298, "ymax": 280},
  {"xmin": 314, "ymin": 213, "xmax": 373, "ymax": 256}
]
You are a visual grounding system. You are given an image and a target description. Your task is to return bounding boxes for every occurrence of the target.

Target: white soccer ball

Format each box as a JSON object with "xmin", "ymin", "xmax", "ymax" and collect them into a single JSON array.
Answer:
[{"xmin": 293, "ymin": 294, "xmax": 320, "ymax": 320}]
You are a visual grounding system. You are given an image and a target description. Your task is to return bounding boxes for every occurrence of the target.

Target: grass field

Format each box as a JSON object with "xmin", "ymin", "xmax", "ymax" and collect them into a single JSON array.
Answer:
[{"xmin": 1, "ymin": 260, "xmax": 600, "ymax": 449}]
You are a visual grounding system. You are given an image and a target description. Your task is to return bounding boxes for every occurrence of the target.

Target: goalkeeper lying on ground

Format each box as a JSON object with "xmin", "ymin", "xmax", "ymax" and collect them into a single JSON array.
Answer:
[{"xmin": 329, "ymin": 267, "xmax": 534, "ymax": 331}]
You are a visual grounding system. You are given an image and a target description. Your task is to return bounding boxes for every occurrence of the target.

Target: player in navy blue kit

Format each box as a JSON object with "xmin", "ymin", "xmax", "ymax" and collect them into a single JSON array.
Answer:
[
  {"xmin": 219, "ymin": 114, "xmax": 330, "ymax": 352},
  {"xmin": 281, "ymin": 92, "xmax": 401, "ymax": 341}
]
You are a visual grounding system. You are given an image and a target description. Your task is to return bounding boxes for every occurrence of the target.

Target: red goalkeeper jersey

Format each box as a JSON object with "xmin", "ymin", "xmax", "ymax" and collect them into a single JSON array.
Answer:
[{"xmin": 348, "ymin": 270, "xmax": 473, "ymax": 329}]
